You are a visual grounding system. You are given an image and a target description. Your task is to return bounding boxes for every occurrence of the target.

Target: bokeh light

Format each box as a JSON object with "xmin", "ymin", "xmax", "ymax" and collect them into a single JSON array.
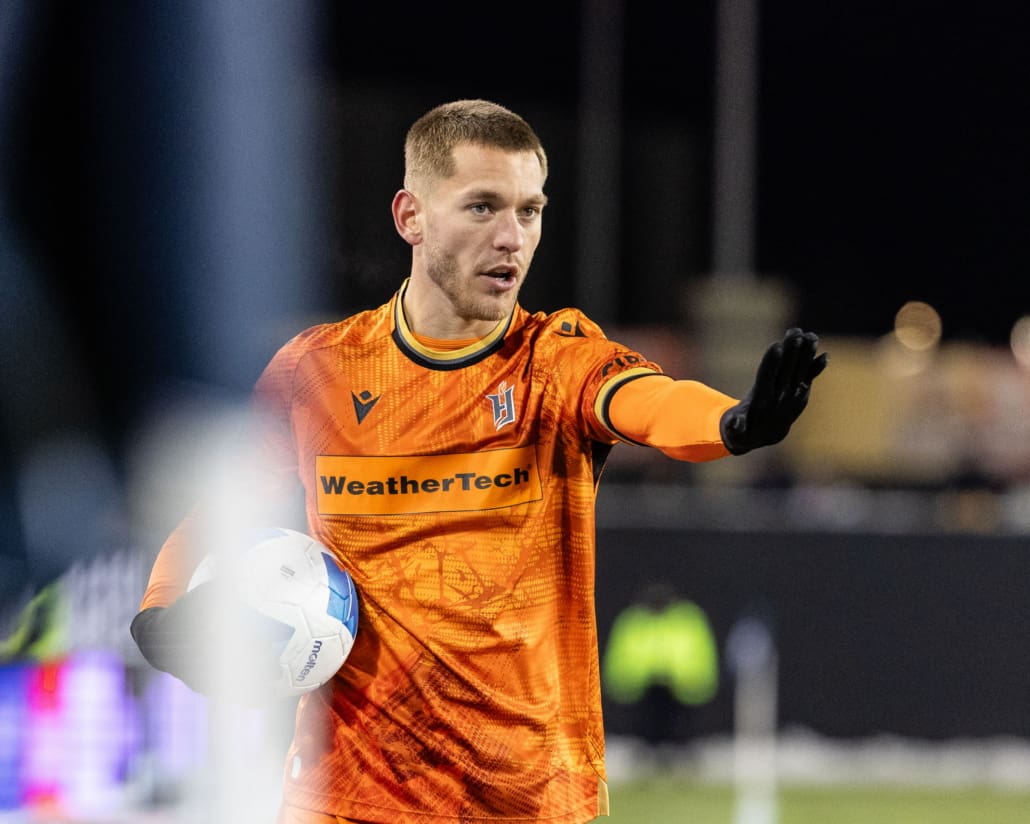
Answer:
[
  {"xmin": 1011, "ymin": 316, "xmax": 1030, "ymax": 370},
  {"xmin": 894, "ymin": 301, "xmax": 942, "ymax": 352}
]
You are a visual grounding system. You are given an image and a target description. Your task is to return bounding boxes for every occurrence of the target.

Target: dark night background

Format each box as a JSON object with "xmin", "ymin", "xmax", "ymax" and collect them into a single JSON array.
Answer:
[
  {"xmin": 3, "ymin": 1, "xmax": 1030, "ymax": 764},
  {"xmin": 2, "ymin": 0, "xmax": 1029, "ymax": 530}
]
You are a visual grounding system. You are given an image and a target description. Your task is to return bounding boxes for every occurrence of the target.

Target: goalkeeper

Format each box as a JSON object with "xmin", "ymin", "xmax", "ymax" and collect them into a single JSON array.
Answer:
[{"xmin": 132, "ymin": 99, "xmax": 826, "ymax": 824}]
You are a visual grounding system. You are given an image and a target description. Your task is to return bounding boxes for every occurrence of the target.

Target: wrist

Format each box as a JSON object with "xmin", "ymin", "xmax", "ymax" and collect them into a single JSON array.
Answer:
[{"xmin": 719, "ymin": 405, "xmax": 752, "ymax": 456}]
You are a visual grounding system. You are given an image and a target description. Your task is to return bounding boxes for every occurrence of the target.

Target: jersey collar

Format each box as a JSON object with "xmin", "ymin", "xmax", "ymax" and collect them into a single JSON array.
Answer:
[{"xmin": 390, "ymin": 280, "xmax": 513, "ymax": 370}]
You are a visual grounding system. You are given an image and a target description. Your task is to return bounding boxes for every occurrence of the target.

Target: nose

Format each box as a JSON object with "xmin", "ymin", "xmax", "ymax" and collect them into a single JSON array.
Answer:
[{"xmin": 493, "ymin": 210, "xmax": 524, "ymax": 253}]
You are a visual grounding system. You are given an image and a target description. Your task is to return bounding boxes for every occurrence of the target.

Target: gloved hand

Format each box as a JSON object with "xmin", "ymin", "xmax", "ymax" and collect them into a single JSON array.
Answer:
[
  {"xmin": 719, "ymin": 328, "xmax": 829, "ymax": 455},
  {"xmin": 130, "ymin": 581, "xmax": 290, "ymax": 700}
]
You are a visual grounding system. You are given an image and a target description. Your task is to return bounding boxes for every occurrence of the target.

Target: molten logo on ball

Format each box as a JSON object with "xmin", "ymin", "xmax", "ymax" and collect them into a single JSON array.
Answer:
[{"xmin": 297, "ymin": 639, "xmax": 324, "ymax": 682}]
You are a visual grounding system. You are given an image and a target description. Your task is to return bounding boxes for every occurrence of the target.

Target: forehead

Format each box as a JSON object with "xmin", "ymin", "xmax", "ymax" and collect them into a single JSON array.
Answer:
[{"xmin": 439, "ymin": 143, "xmax": 546, "ymax": 198}]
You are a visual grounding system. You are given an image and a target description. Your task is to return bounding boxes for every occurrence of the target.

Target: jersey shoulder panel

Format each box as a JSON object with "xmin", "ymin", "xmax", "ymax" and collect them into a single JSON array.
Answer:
[
  {"xmin": 282, "ymin": 303, "xmax": 393, "ymax": 362},
  {"xmin": 522, "ymin": 306, "xmax": 609, "ymax": 342},
  {"xmin": 521, "ymin": 306, "xmax": 662, "ymax": 377},
  {"xmin": 255, "ymin": 304, "xmax": 392, "ymax": 401},
  {"xmin": 514, "ymin": 306, "xmax": 664, "ymax": 443}
]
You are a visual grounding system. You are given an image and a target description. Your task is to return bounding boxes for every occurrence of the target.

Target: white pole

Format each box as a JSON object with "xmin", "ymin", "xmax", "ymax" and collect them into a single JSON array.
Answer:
[{"xmin": 727, "ymin": 615, "xmax": 779, "ymax": 824}]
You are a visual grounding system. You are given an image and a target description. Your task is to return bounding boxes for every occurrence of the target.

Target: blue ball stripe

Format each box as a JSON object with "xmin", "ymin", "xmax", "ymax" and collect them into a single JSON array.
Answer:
[{"xmin": 321, "ymin": 553, "xmax": 359, "ymax": 637}]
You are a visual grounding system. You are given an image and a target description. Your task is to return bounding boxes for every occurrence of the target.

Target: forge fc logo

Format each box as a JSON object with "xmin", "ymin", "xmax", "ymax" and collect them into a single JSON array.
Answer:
[{"xmin": 487, "ymin": 381, "xmax": 516, "ymax": 431}]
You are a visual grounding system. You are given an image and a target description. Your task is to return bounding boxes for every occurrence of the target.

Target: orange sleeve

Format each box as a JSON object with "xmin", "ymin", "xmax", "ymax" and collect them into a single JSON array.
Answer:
[
  {"xmin": 138, "ymin": 514, "xmax": 205, "ymax": 610},
  {"xmin": 138, "ymin": 339, "xmax": 308, "ymax": 612},
  {"xmin": 605, "ymin": 373, "xmax": 737, "ymax": 462}
]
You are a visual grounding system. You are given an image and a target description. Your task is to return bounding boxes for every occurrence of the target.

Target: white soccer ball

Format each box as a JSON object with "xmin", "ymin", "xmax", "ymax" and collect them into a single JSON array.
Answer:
[{"xmin": 188, "ymin": 527, "xmax": 359, "ymax": 699}]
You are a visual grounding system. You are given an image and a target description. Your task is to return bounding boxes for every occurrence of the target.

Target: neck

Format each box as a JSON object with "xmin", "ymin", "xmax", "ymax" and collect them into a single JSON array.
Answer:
[{"xmin": 400, "ymin": 277, "xmax": 505, "ymax": 340}]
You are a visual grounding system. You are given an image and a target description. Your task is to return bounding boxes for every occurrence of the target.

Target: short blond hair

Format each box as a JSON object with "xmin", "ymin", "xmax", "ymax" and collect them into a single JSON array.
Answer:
[{"xmin": 403, "ymin": 99, "xmax": 548, "ymax": 190}]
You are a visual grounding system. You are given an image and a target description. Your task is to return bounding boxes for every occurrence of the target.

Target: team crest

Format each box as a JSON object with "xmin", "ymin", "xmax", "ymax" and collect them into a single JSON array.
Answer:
[{"xmin": 486, "ymin": 381, "xmax": 516, "ymax": 431}]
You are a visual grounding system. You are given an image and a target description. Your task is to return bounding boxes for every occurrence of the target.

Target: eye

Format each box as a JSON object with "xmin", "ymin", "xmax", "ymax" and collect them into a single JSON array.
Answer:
[
  {"xmin": 520, "ymin": 206, "xmax": 540, "ymax": 219},
  {"xmin": 469, "ymin": 203, "xmax": 491, "ymax": 216}
]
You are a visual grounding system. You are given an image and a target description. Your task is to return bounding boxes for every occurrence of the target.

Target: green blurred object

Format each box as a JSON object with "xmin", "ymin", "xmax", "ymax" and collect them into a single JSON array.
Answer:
[
  {"xmin": 0, "ymin": 581, "xmax": 69, "ymax": 663},
  {"xmin": 603, "ymin": 589, "xmax": 719, "ymax": 706}
]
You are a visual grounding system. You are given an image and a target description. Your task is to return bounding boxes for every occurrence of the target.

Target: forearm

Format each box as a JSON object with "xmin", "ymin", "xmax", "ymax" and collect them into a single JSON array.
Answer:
[{"xmin": 606, "ymin": 374, "xmax": 737, "ymax": 461}]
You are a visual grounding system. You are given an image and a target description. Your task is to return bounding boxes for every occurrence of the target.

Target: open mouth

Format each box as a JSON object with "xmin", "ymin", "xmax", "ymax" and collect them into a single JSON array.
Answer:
[{"xmin": 482, "ymin": 266, "xmax": 518, "ymax": 286}]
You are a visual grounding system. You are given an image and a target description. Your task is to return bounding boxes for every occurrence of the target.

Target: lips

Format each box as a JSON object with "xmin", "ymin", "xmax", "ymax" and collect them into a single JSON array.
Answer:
[{"xmin": 481, "ymin": 265, "xmax": 518, "ymax": 287}]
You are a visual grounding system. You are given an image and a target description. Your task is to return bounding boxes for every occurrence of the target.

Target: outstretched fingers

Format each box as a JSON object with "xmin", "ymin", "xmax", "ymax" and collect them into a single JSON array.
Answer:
[
  {"xmin": 749, "ymin": 338, "xmax": 785, "ymax": 412},
  {"xmin": 780, "ymin": 329, "xmax": 828, "ymax": 393},
  {"xmin": 776, "ymin": 328, "xmax": 806, "ymax": 398},
  {"xmin": 804, "ymin": 351, "xmax": 830, "ymax": 386}
]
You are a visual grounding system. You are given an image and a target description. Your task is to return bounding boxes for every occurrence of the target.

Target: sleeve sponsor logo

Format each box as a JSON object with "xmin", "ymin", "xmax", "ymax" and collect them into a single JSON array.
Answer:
[
  {"xmin": 315, "ymin": 445, "xmax": 542, "ymax": 516},
  {"xmin": 600, "ymin": 354, "xmax": 646, "ymax": 377}
]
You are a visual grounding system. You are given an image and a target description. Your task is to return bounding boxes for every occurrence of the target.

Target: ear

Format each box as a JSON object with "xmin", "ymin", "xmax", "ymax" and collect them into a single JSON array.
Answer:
[{"xmin": 392, "ymin": 189, "xmax": 422, "ymax": 246}]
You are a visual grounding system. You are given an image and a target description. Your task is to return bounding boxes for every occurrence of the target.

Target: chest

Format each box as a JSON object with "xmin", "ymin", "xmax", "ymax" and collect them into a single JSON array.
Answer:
[
  {"xmin": 290, "ymin": 344, "xmax": 566, "ymax": 520},
  {"xmin": 291, "ymin": 344, "xmax": 545, "ymax": 458}
]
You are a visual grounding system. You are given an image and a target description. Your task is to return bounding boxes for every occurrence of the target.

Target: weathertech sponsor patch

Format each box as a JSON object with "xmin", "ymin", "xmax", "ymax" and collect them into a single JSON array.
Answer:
[{"xmin": 316, "ymin": 445, "xmax": 542, "ymax": 515}]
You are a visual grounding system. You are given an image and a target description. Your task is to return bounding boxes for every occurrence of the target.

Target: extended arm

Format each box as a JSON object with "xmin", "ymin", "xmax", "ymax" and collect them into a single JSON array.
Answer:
[
  {"xmin": 606, "ymin": 328, "xmax": 828, "ymax": 459},
  {"xmin": 606, "ymin": 375, "xmax": 737, "ymax": 461}
]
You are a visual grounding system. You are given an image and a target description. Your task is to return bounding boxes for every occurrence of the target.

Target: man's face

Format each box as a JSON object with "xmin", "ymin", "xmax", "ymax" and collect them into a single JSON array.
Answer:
[{"xmin": 415, "ymin": 143, "xmax": 547, "ymax": 324}]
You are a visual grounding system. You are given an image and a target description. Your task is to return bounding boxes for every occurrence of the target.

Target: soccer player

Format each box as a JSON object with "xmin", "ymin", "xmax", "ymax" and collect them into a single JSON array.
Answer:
[{"xmin": 131, "ymin": 99, "xmax": 827, "ymax": 823}]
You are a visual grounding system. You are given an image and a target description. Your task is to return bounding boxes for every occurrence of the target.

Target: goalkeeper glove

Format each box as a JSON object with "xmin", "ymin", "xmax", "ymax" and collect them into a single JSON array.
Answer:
[
  {"xmin": 130, "ymin": 582, "xmax": 287, "ymax": 699},
  {"xmin": 719, "ymin": 327, "xmax": 828, "ymax": 456}
]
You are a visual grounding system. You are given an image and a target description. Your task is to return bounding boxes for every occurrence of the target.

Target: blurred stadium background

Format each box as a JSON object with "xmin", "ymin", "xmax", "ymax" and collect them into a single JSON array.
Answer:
[{"xmin": 2, "ymin": 1, "xmax": 1029, "ymax": 821}]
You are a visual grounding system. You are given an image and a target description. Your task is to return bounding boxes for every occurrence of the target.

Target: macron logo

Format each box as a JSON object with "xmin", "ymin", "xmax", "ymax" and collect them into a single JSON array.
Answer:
[
  {"xmin": 554, "ymin": 320, "xmax": 586, "ymax": 337},
  {"xmin": 351, "ymin": 390, "xmax": 380, "ymax": 424}
]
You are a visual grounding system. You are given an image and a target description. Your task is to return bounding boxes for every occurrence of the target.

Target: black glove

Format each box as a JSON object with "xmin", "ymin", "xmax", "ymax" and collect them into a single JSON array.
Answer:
[
  {"xmin": 130, "ymin": 582, "xmax": 289, "ymax": 700},
  {"xmin": 719, "ymin": 328, "xmax": 829, "ymax": 456}
]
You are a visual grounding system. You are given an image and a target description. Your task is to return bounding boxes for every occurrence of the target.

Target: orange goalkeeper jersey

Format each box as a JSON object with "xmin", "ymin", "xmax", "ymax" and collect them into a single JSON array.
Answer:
[{"xmin": 141, "ymin": 285, "xmax": 734, "ymax": 823}]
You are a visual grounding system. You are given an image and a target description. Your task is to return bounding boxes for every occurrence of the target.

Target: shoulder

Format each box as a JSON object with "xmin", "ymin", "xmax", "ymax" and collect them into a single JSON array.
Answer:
[
  {"xmin": 269, "ymin": 304, "xmax": 392, "ymax": 371},
  {"xmin": 284, "ymin": 304, "xmax": 391, "ymax": 356},
  {"xmin": 520, "ymin": 306, "xmax": 609, "ymax": 341},
  {"xmin": 256, "ymin": 303, "xmax": 390, "ymax": 395},
  {"xmin": 515, "ymin": 305, "xmax": 660, "ymax": 383}
]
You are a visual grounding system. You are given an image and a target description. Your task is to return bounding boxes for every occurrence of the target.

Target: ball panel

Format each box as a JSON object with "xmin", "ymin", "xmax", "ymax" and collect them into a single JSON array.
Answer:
[
  {"xmin": 187, "ymin": 528, "xmax": 359, "ymax": 699},
  {"xmin": 283, "ymin": 632, "xmax": 347, "ymax": 691}
]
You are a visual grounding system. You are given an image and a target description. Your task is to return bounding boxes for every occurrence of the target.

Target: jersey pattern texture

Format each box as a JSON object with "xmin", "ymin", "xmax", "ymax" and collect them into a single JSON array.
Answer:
[
  {"xmin": 261, "ymin": 290, "xmax": 658, "ymax": 822},
  {"xmin": 149, "ymin": 287, "xmax": 662, "ymax": 823}
]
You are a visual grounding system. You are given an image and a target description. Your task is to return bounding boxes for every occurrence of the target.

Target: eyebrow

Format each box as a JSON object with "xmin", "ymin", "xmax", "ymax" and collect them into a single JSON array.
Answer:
[{"xmin": 465, "ymin": 188, "xmax": 549, "ymax": 208}]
